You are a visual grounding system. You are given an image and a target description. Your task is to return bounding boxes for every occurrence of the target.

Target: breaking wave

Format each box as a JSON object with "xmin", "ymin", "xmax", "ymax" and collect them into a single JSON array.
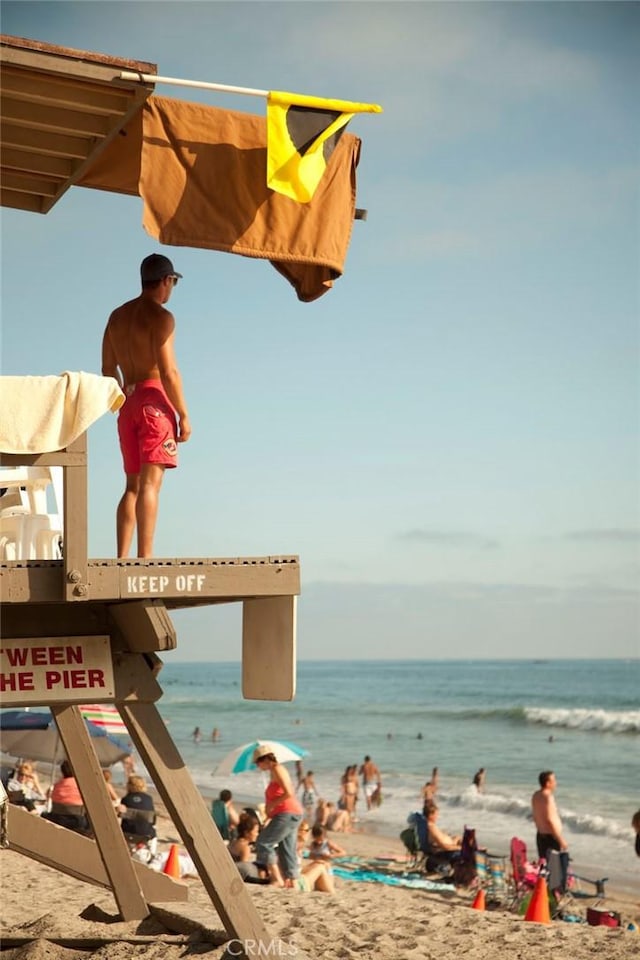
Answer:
[
  {"xmin": 523, "ymin": 707, "xmax": 640, "ymax": 735},
  {"xmin": 445, "ymin": 787, "xmax": 633, "ymax": 843}
]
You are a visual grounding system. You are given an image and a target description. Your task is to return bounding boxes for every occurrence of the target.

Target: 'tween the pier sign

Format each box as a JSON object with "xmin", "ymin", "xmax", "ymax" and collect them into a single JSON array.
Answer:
[{"xmin": 0, "ymin": 636, "xmax": 114, "ymax": 704}]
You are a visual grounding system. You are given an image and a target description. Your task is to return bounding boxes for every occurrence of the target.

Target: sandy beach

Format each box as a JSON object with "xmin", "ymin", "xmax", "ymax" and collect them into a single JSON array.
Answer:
[{"xmin": 1, "ymin": 790, "xmax": 638, "ymax": 960}]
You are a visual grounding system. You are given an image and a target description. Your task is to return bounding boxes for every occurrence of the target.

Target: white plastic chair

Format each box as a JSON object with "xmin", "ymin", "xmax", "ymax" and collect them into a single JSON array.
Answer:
[{"xmin": 0, "ymin": 467, "xmax": 63, "ymax": 560}]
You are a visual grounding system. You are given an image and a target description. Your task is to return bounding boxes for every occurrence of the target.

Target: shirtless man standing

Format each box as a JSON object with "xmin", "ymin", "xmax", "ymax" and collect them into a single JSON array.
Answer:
[
  {"xmin": 531, "ymin": 770, "xmax": 568, "ymax": 860},
  {"xmin": 102, "ymin": 254, "xmax": 191, "ymax": 558},
  {"xmin": 358, "ymin": 755, "xmax": 382, "ymax": 811}
]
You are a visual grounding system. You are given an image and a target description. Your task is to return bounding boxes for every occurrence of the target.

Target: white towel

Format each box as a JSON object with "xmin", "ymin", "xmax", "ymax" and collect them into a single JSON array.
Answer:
[{"xmin": 0, "ymin": 372, "xmax": 125, "ymax": 454}]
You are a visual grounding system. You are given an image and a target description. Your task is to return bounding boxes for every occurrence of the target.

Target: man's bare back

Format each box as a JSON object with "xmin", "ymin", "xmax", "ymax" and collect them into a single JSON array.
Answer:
[
  {"xmin": 103, "ymin": 295, "xmax": 190, "ymax": 438},
  {"xmin": 103, "ymin": 296, "xmax": 169, "ymax": 386}
]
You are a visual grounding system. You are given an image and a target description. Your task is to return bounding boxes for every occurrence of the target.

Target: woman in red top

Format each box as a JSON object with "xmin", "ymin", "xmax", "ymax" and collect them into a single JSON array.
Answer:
[{"xmin": 253, "ymin": 744, "xmax": 303, "ymax": 886}]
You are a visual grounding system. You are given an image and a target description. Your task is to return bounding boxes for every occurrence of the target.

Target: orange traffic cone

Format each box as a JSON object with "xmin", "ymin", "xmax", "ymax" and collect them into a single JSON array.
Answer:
[
  {"xmin": 471, "ymin": 889, "xmax": 486, "ymax": 911},
  {"xmin": 163, "ymin": 843, "xmax": 181, "ymax": 879},
  {"xmin": 524, "ymin": 876, "xmax": 551, "ymax": 924}
]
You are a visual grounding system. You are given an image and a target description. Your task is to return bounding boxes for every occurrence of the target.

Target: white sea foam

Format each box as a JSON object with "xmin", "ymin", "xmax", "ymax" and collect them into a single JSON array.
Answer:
[
  {"xmin": 442, "ymin": 787, "xmax": 633, "ymax": 843},
  {"xmin": 524, "ymin": 706, "xmax": 640, "ymax": 734}
]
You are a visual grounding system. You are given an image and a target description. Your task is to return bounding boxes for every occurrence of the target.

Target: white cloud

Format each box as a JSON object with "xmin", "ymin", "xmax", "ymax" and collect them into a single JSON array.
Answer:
[
  {"xmin": 563, "ymin": 529, "xmax": 640, "ymax": 544},
  {"xmin": 396, "ymin": 529, "xmax": 500, "ymax": 550},
  {"xmin": 279, "ymin": 4, "xmax": 600, "ymax": 142},
  {"xmin": 363, "ymin": 164, "xmax": 638, "ymax": 262}
]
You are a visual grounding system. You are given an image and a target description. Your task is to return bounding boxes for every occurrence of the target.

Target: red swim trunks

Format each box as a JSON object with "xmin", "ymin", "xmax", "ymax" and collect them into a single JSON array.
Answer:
[{"xmin": 117, "ymin": 380, "xmax": 178, "ymax": 473}]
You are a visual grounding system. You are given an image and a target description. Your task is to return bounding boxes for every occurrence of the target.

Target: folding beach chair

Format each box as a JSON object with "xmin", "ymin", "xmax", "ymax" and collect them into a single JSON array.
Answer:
[
  {"xmin": 41, "ymin": 802, "xmax": 91, "ymax": 836},
  {"xmin": 121, "ymin": 805, "xmax": 157, "ymax": 856},
  {"xmin": 399, "ymin": 821, "xmax": 423, "ymax": 870},
  {"xmin": 401, "ymin": 812, "xmax": 459, "ymax": 878},
  {"xmin": 544, "ymin": 848, "xmax": 608, "ymax": 919},
  {"xmin": 508, "ymin": 837, "xmax": 540, "ymax": 912},
  {"xmin": 483, "ymin": 852, "xmax": 509, "ymax": 906}
]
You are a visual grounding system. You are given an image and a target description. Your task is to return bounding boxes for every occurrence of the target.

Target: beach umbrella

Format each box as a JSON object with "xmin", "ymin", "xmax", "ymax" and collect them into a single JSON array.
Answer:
[
  {"xmin": 214, "ymin": 740, "xmax": 309, "ymax": 776},
  {"xmin": 0, "ymin": 709, "xmax": 130, "ymax": 767},
  {"xmin": 79, "ymin": 704, "xmax": 128, "ymax": 737}
]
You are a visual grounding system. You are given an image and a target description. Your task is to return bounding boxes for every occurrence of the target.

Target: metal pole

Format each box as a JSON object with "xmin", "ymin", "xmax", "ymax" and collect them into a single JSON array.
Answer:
[{"xmin": 119, "ymin": 70, "xmax": 268, "ymax": 99}]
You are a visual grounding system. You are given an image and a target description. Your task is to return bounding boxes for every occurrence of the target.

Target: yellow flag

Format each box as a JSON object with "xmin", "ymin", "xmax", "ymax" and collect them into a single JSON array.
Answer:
[{"xmin": 267, "ymin": 91, "xmax": 382, "ymax": 203}]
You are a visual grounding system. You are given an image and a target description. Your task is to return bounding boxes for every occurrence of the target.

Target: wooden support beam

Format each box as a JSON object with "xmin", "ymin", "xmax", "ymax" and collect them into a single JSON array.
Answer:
[
  {"xmin": 120, "ymin": 700, "xmax": 272, "ymax": 945},
  {"xmin": 0, "ymin": 448, "xmax": 89, "ymax": 466},
  {"xmin": 51, "ymin": 703, "xmax": 149, "ymax": 921},
  {"xmin": 1, "ymin": 67, "xmax": 131, "ymax": 115},
  {"xmin": 0, "ymin": 556, "xmax": 299, "ymax": 606},
  {"xmin": 62, "ymin": 434, "xmax": 88, "ymax": 602},
  {"xmin": 2, "ymin": 145, "xmax": 74, "ymax": 178},
  {"xmin": 0, "ymin": 170, "xmax": 60, "ymax": 196},
  {"xmin": 7, "ymin": 804, "xmax": 188, "ymax": 903},
  {"xmin": 108, "ymin": 600, "xmax": 177, "ymax": 652},
  {"xmin": 0, "ymin": 188, "xmax": 43, "ymax": 212},
  {"xmin": 0, "ymin": 601, "xmax": 111, "ymax": 638},
  {"xmin": 112, "ymin": 649, "xmax": 164, "ymax": 702},
  {"xmin": 242, "ymin": 596, "xmax": 297, "ymax": 701},
  {"xmin": 0, "ymin": 96, "xmax": 109, "ymax": 137}
]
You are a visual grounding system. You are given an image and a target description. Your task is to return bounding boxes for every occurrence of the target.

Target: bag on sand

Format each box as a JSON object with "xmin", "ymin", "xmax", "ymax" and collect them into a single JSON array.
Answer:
[
  {"xmin": 400, "ymin": 826, "xmax": 417, "ymax": 855},
  {"xmin": 587, "ymin": 908, "xmax": 621, "ymax": 928}
]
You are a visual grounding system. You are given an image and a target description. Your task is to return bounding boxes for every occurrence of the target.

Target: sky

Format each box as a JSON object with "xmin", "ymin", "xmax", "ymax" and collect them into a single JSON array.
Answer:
[{"xmin": 1, "ymin": 1, "xmax": 638, "ymax": 661}]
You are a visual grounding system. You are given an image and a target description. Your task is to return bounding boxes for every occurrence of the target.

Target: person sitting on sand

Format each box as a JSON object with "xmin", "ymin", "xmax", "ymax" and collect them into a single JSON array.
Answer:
[
  {"xmin": 315, "ymin": 797, "xmax": 330, "ymax": 826},
  {"xmin": 424, "ymin": 799, "xmax": 462, "ymax": 861},
  {"xmin": 211, "ymin": 788, "xmax": 240, "ymax": 841},
  {"xmin": 7, "ymin": 761, "xmax": 46, "ymax": 812},
  {"xmin": 293, "ymin": 822, "xmax": 335, "ymax": 892},
  {"xmin": 42, "ymin": 760, "xmax": 89, "ymax": 833},
  {"xmin": 102, "ymin": 769, "xmax": 120, "ymax": 806},
  {"xmin": 119, "ymin": 775, "xmax": 157, "ymax": 854},
  {"xmin": 325, "ymin": 801, "xmax": 352, "ymax": 833},
  {"xmin": 308, "ymin": 823, "xmax": 346, "ymax": 862},
  {"xmin": 228, "ymin": 811, "xmax": 268, "ymax": 882}
]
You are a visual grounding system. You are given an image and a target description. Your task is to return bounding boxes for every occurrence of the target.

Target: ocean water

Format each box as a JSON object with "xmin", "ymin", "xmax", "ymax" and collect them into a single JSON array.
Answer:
[{"xmin": 149, "ymin": 659, "xmax": 639, "ymax": 894}]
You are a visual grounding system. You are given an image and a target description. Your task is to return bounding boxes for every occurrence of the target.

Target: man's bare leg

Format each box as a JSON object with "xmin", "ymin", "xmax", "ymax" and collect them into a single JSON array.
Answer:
[
  {"xmin": 136, "ymin": 463, "xmax": 166, "ymax": 558},
  {"xmin": 117, "ymin": 474, "xmax": 140, "ymax": 558}
]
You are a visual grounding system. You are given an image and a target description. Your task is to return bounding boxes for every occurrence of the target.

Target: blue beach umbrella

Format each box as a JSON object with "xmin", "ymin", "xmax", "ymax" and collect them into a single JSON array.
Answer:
[
  {"xmin": 215, "ymin": 739, "xmax": 309, "ymax": 776},
  {"xmin": 0, "ymin": 709, "xmax": 131, "ymax": 767}
]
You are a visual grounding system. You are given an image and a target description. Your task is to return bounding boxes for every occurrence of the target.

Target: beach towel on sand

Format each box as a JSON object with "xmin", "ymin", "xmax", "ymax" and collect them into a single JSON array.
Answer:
[
  {"xmin": 0, "ymin": 373, "xmax": 124, "ymax": 453},
  {"xmin": 332, "ymin": 865, "xmax": 454, "ymax": 892}
]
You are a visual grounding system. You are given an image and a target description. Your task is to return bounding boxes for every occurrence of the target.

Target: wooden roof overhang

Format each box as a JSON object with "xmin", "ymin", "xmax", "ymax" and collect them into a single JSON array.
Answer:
[{"xmin": 0, "ymin": 35, "xmax": 155, "ymax": 214}]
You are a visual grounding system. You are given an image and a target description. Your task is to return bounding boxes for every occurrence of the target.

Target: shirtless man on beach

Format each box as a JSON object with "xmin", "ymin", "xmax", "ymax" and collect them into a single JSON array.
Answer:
[
  {"xmin": 531, "ymin": 770, "xmax": 568, "ymax": 860},
  {"xmin": 359, "ymin": 755, "xmax": 381, "ymax": 811},
  {"xmin": 424, "ymin": 800, "xmax": 461, "ymax": 860},
  {"xmin": 102, "ymin": 254, "xmax": 191, "ymax": 558}
]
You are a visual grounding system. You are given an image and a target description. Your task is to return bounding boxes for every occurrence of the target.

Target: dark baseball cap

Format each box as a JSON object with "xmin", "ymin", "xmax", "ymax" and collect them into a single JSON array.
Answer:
[{"xmin": 140, "ymin": 253, "xmax": 183, "ymax": 283}]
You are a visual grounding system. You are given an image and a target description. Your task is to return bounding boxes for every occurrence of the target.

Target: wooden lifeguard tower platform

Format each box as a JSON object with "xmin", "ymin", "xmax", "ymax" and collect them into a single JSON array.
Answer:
[
  {"xmin": 0, "ymin": 36, "xmax": 304, "ymax": 954},
  {"xmin": 0, "ymin": 425, "xmax": 300, "ymax": 946}
]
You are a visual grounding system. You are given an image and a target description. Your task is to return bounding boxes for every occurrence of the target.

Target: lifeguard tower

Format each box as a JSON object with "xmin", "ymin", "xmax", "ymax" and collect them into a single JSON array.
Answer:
[
  {"xmin": 0, "ymin": 384, "xmax": 298, "ymax": 948},
  {"xmin": 0, "ymin": 33, "xmax": 365, "ymax": 955}
]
